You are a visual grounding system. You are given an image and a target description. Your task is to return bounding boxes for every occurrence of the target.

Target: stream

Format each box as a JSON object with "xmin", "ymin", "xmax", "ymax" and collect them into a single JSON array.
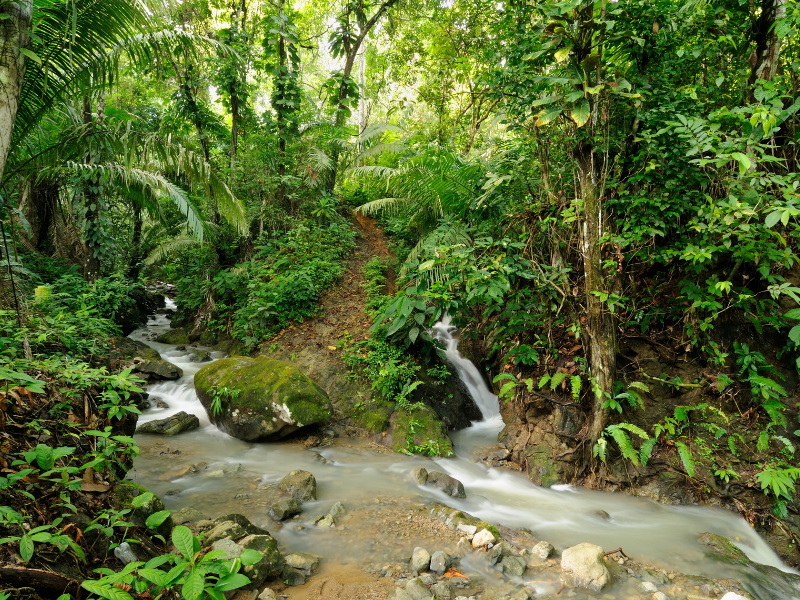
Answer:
[{"xmin": 127, "ymin": 301, "xmax": 796, "ymax": 599}]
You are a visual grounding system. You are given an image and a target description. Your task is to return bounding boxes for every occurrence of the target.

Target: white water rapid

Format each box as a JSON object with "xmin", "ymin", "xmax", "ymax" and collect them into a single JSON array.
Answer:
[{"xmin": 128, "ymin": 304, "xmax": 797, "ymax": 599}]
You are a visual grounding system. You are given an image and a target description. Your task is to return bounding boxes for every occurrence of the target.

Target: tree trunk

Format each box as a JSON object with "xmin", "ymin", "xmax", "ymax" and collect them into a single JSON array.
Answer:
[
  {"xmin": 276, "ymin": 0, "xmax": 288, "ymax": 211},
  {"xmin": 82, "ymin": 96, "xmax": 102, "ymax": 282},
  {"xmin": 748, "ymin": 0, "xmax": 786, "ymax": 91},
  {"xmin": 358, "ymin": 47, "xmax": 367, "ymax": 137},
  {"xmin": 230, "ymin": 82, "xmax": 238, "ymax": 174},
  {"xmin": 0, "ymin": 0, "xmax": 32, "ymax": 182},
  {"xmin": 575, "ymin": 139, "xmax": 616, "ymax": 448},
  {"xmin": 128, "ymin": 203, "xmax": 143, "ymax": 280}
]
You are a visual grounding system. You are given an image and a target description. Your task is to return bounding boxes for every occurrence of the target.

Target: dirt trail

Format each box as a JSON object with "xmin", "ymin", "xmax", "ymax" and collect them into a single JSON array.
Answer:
[{"xmin": 269, "ymin": 214, "xmax": 391, "ymax": 353}]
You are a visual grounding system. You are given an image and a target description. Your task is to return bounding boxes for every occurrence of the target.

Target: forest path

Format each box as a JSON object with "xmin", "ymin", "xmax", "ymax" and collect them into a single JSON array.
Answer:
[{"xmin": 266, "ymin": 213, "xmax": 392, "ymax": 356}]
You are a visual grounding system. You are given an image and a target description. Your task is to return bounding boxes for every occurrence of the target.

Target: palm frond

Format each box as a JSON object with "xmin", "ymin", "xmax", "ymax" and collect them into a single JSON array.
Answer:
[
  {"xmin": 356, "ymin": 197, "xmax": 414, "ymax": 217},
  {"xmin": 145, "ymin": 234, "xmax": 198, "ymax": 265}
]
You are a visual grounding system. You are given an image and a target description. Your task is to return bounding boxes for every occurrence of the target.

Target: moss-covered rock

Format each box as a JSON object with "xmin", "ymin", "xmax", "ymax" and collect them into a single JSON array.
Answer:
[
  {"xmin": 112, "ymin": 482, "xmax": 172, "ymax": 538},
  {"xmin": 385, "ymin": 405, "xmax": 453, "ymax": 456},
  {"xmin": 156, "ymin": 327, "xmax": 190, "ymax": 345},
  {"xmin": 195, "ymin": 357, "xmax": 333, "ymax": 441},
  {"xmin": 352, "ymin": 399, "xmax": 393, "ymax": 432}
]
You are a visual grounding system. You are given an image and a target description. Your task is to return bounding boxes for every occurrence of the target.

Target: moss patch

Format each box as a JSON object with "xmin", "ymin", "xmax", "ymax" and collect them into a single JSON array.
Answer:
[
  {"xmin": 156, "ymin": 327, "xmax": 190, "ymax": 345},
  {"xmin": 352, "ymin": 399, "xmax": 393, "ymax": 432},
  {"xmin": 194, "ymin": 357, "xmax": 332, "ymax": 441},
  {"xmin": 389, "ymin": 405, "xmax": 453, "ymax": 457}
]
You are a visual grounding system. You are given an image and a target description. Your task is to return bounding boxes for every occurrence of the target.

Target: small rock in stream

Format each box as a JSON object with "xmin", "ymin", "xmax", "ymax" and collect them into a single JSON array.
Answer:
[
  {"xmin": 269, "ymin": 498, "xmax": 301, "ymax": 521},
  {"xmin": 412, "ymin": 467, "xmax": 428, "ymax": 485},
  {"xmin": 136, "ymin": 411, "xmax": 198, "ymax": 436},
  {"xmin": 639, "ymin": 581, "xmax": 658, "ymax": 593},
  {"xmin": 472, "ymin": 529, "xmax": 496, "ymax": 548},
  {"xmin": 411, "ymin": 547, "xmax": 431, "ymax": 573},
  {"xmin": 405, "ymin": 577, "xmax": 433, "ymax": 600},
  {"xmin": 456, "ymin": 524, "xmax": 477, "ymax": 536},
  {"xmin": 501, "ymin": 555, "xmax": 526, "ymax": 577},
  {"xmin": 430, "ymin": 550, "xmax": 450, "ymax": 574},
  {"xmin": 285, "ymin": 552, "xmax": 320, "ymax": 576},
  {"xmin": 431, "ymin": 581, "xmax": 452, "ymax": 599},
  {"xmin": 316, "ymin": 514, "xmax": 335, "ymax": 528},
  {"xmin": 425, "ymin": 471, "xmax": 466, "ymax": 498},
  {"xmin": 560, "ymin": 543, "xmax": 610, "ymax": 592},
  {"xmin": 258, "ymin": 590, "xmax": 277, "ymax": 600},
  {"xmin": 278, "ymin": 470, "xmax": 317, "ymax": 502},
  {"xmin": 282, "ymin": 566, "xmax": 306, "ymax": 586},
  {"xmin": 173, "ymin": 507, "xmax": 209, "ymax": 526},
  {"xmin": 329, "ymin": 501, "xmax": 346, "ymax": 517},
  {"xmin": 531, "ymin": 540, "xmax": 554, "ymax": 560}
]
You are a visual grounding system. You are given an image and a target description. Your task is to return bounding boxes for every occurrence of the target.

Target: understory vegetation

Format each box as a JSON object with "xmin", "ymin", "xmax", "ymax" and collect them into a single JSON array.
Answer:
[{"xmin": 2, "ymin": 0, "xmax": 800, "ymax": 591}]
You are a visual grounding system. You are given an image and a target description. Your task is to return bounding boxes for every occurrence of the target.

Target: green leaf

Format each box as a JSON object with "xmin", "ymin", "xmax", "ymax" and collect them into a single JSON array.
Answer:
[
  {"xmin": 172, "ymin": 525, "xmax": 194, "ymax": 559},
  {"xmin": 81, "ymin": 581, "xmax": 134, "ymax": 600},
  {"xmin": 571, "ymin": 100, "xmax": 590, "ymax": 128},
  {"xmin": 536, "ymin": 107, "xmax": 562, "ymax": 127},
  {"xmin": 181, "ymin": 567, "xmax": 205, "ymax": 600},
  {"xmin": 730, "ymin": 152, "xmax": 751, "ymax": 175},
  {"xmin": 138, "ymin": 568, "xmax": 169, "ymax": 587},
  {"xmin": 765, "ymin": 210, "xmax": 782, "ymax": 228},
  {"xmin": 789, "ymin": 325, "xmax": 800, "ymax": 345},
  {"xmin": 130, "ymin": 492, "xmax": 154, "ymax": 508},
  {"xmin": 554, "ymin": 46, "xmax": 572, "ymax": 62},
  {"xmin": 19, "ymin": 534, "xmax": 33, "ymax": 562},
  {"xmin": 19, "ymin": 48, "xmax": 42, "ymax": 64},
  {"xmin": 240, "ymin": 548, "xmax": 263, "ymax": 566},
  {"xmin": 214, "ymin": 573, "xmax": 250, "ymax": 591},
  {"xmin": 675, "ymin": 441, "xmax": 695, "ymax": 477},
  {"xmin": 408, "ymin": 327, "xmax": 420, "ymax": 344},
  {"xmin": 640, "ymin": 438, "xmax": 657, "ymax": 466},
  {"xmin": 145, "ymin": 510, "xmax": 172, "ymax": 529}
]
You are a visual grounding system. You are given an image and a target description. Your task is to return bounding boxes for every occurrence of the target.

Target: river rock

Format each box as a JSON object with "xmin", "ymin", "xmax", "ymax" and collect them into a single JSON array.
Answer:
[
  {"xmin": 215, "ymin": 514, "xmax": 269, "ymax": 535},
  {"xmin": 425, "ymin": 471, "xmax": 466, "ymax": 498},
  {"xmin": 239, "ymin": 534, "xmax": 285, "ymax": 586},
  {"xmin": 278, "ymin": 470, "xmax": 317, "ymax": 502},
  {"xmin": 202, "ymin": 463, "xmax": 243, "ymax": 478},
  {"xmin": 282, "ymin": 566, "xmax": 306, "ymax": 586},
  {"xmin": 502, "ymin": 555, "xmax": 526, "ymax": 577},
  {"xmin": 532, "ymin": 541, "xmax": 554, "ymax": 560},
  {"xmin": 156, "ymin": 327, "xmax": 190, "ymax": 345},
  {"xmin": 133, "ymin": 358, "xmax": 183, "ymax": 380},
  {"xmin": 270, "ymin": 497, "xmax": 301, "ymax": 521},
  {"xmin": 135, "ymin": 411, "xmax": 199, "ymax": 436},
  {"xmin": 640, "ymin": 581, "xmax": 658, "ymax": 593},
  {"xmin": 394, "ymin": 590, "xmax": 414, "ymax": 600},
  {"xmin": 653, "ymin": 593, "xmax": 668, "ymax": 600},
  {"xmin": 258, "ymin": 590, "xmax": 277, "ymax": 600},
  {"xmin": 194, "ymin": 357, "xmax": 332, "ymax": 441},
  {"xmin": 456, "ymin": 524, "xmax": 476, "ymax": 536},
  {"xmin": 173, "ymin": 507, "xmax": 209, "ymax": 526},
  {"xmin": 419, "ymin": 574, "xmax": 436, "ymax": 586},
  {"xmin": 560, "ymin": 543, "xmax": 610, "ymax": 592},
  {"xmin": 190, "ymin": 350, "xmax": 212, "ymax": 362},
  {"xmin": 411, "ymin": 547, "xmax": 431, "ymax": 572},
  {"xmin": 472, "ymin": 528, "xmax": 496, "ymax": 548},
  {"xmin": 406, "ymin": 577, "xmax": 433, "ymax": 600},
  {"xmin": 430, "ymin": 550, "xmax": 450, "ymax": 574},
  {"xmin": 212, "ymin": 538, "xmax": 242, "ymax": 559},
  {"xmin": 205, "ymin": 521, "xmax": 247, "ymax": 544},
  {"xmin": 329, "ymin": 501, "xmax": 346, "ymax": 517},
  {"xmin": 112, "ymin": 482, "xmax": 173, "ymax": 538},
  {"xmin": 316, "ymin": 514, "xmax": 335, "ymax": 528},
  {"xmin": 431, "ymin": 581, "xmax": 452, "ymax": 599},
  {"xmin": 412, "ymin": 468, "xmax": 428, "ymax": 485},
  {"xmin": 285, "ymin": 552, "xmax": 320, "ymax": 576}
]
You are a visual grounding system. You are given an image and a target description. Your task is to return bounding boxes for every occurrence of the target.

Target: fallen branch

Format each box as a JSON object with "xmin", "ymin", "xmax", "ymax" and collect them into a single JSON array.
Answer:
[
  {"xmin": 638, "ymin": 369, "xmax": 703, "ymax": 388},
  {"xmin": 0, "ymin": 565, "xmax": 81, "ymax": 596},
  {"xmin": 603, "ymin": 547, "xmax": 628, "ymax": 558}
]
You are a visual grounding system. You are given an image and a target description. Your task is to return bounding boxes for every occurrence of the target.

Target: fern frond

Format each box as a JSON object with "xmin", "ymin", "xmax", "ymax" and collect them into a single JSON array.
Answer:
[
  {"xmin": 608, "ymin": 425, "xmax": 639, "ymax": 465},
  {"xmin": 640, "ymin": 438, "xmax": 657, "ymax": 466},
  {"xmin": 570, "ymin": 376, "xmax": 582, "ymax": 399},
  {"xmin": 145, "ymin": 234, "xmax": 198, "ymax": 265},
  {"xmin": 675, "ymin": 441, "xmax": 696, "ymax": 477}
]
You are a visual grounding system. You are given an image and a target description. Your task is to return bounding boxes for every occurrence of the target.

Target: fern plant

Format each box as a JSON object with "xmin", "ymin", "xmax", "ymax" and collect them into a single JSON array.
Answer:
[{"xmin": 593, "ymin": 423, "xmax": 650, "ymax": 466}]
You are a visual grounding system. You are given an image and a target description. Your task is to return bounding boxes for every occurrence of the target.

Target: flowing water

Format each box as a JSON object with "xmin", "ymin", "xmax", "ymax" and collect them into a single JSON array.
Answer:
[{"xmin": 128, "ymin": 302, "xmax": 797, "ymax": 599}]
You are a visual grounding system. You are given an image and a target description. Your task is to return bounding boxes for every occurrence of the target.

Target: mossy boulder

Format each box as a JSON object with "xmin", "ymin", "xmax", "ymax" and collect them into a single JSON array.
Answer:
[
  {"xmin": 156, "ymin": 327, "xmax": 190, "ymax": 345},
  {"xmin": 194, "ymin": 357, "xmax": 333, "ymax": 441},
  {"xmin": 385, "ymin": 405, "xmax": 453, "ymax": 456},
  {"xmin": 112, "ymin": 482, "xmax": 173, "ymax": 538}
]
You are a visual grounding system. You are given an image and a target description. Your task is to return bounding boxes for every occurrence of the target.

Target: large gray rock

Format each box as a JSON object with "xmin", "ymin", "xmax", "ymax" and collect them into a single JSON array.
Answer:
[
  {"xmin": 411, "ymin": 547, "xmax": 431, "ymax": 573},
  {"xmin": 560, "ymin": 543, "xmax": 610, "ymax": 592},
  {"xmin": 285, "ymin": 552, "xmax": 320, "ymax": 576},
  {"xmin": 430, "ymin": 551, "xmax": 450, "ymax": 575},
  {"xmin": 412, "ymin": 468, "xmax": 428, "ymax": 485},
  {"xmin": 425, "ymin": 471, "xmax": 466, "ymax": 498},
  {"xmin": 405, "ymin": 578, "xmax": 433, "ymax": 600},
  {"xmin": 194, "ymin": 357, "xmax": 332, "ymax": 441},
  {"xmin": 430, "ymin": 581, "xmax": 452, "ymax": 599},
  {"xmin": 502, "ymin": 555, "xmax": 526, "ymax": 577},
  {"xmin": 136, "ymin": 411, "xmax": 199, "ymax": 436},
  {"xmin": 133, "ymin": 358, "xmax": 183, "ymax": 380},
  {"xmin": 205, "ymin": 521, "xmax": 246, "ymax": 544},
  {"xmin": 172, "ymin": 507, "xmax": 209, "ymax": 526},
  {"xmin": 238, "ymin": 534, "xmax": 285, "ymax": 587},
  {"xmin": 278, "ymin": 470, "xmax": 317, "ymax": 502},
  {"xmin": 269, "ymin": 497, "xmax": 301, "ymax": 521}
]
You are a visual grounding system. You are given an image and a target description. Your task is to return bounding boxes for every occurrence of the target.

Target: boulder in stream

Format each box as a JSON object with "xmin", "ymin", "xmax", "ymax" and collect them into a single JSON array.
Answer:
[
  {"xmin": 238, "ymin": 534, "xmax": 284, "ymax": 586},
  {"xmin": 133, "ymin": 358, "xmax": 183, "ymax": 380},
  {"xmin": 194, "ymin": 357, "xmax": 333, "ymax": 441},
  {"xmin": 269, "ymin": 497, "xmax": 301, "ymax": 521},
  {"xmin": 156, "ymin": 327, "xmax": 190, "ymax": 345},
  {"xmin": 284, "ymin": 552, "xmax": 320, "ymax": 576},
  {"xmin": 424, "ymin": 471, "xmax": 466, "ymax": 498},
  {"xmin": 430, "ymin": 550, "xmax": 450, "ymax": 574},
  {"xmin": 411, "ymin": 547, "xmax": 431, "ymax": 573},
  {"xmin": 135, "ymin": 411, "xmax": 199, "ymax": 436},
  {"xmin": 560, "ymin": 543, "xmax": 610, "ymax": 592},
  {"xmin": 277, "ymin": 470, "xmax": 317, "ymax": 502},
  {"xmin": 531, "ymin": 540, "xmax": 554, "ymax": 560},
  {"xmin": 412, "ymin": 467, "xmax": 428, "ymax": 485}
]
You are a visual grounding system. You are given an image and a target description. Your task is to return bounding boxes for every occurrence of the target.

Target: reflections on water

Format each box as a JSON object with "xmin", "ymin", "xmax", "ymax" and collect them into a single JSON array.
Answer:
[{"xmin": 128, "ymin": 304, "xmax": 796, "ymax": 598}]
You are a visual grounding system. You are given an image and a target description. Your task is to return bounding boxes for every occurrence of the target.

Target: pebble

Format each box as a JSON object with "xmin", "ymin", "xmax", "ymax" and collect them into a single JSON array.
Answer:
[
  {"xmin": 640, "ymin": 582, "xmax": 658, "ymax": 593},
  {"xmin": 653, "ymin": 593, "xmax": 668, "ymax": 600},
  {"xmin": 472, "ymin": 528, "xmax": 496, "ymax": 548},
  {"xmin": 531, "ymin": 541, "xmax": 554, "ymax": 560}
]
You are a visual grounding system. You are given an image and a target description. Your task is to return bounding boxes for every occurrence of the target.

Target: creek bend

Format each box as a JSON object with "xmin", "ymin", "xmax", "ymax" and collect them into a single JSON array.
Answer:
[{"xmin": 127, "ymin": 302, "xmax": 795, "ymax": 599}]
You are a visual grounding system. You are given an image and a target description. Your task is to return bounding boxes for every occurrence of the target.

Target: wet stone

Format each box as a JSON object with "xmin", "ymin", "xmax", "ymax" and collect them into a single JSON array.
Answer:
[
  {"xmin": 457, "ymin": 524, "xmax": 477, "ymax": 536},
  {"xmin": 472, "ymin": 529, "xmax": 496, "ymax": 548},
  {"xmin": 501, "ymin": 555, "xmax": 526, "ymax": 577},
  {"xmin": 430, "ymin": 550, "xmax": 450, "ymax": 574},
  {"xmin": 490, "ymin": 542, "xmax": 512, "ymax": 565},
  {"xmin": 425, "ymin": 471, "xmax": 466, "ymax": 498},
  {"xmin": 277, "ymin": 470, "xmax": 317, "ymax": 503},
  {"xmin": 316, "ymin": 514, "xmax": 335, "ymax": 528},
  {"xmin": 431, "ymin": 581, "xmax": 453, "ymax": 599},
  {"xmin": 270, "ymin": 497, "xmax": 301, "ymax": 521},
  {"xmin": 419, "ymin": 573, "xmax": 436, "ymax": 586},
  {"xmin": 172, "ymin": 507, "xmax": 209, "ymax": 526},
  {"xmin": 406, "ymin": 577, "xmax": 434, "ymax": 600},
  {"xmin": 412, "ymin": 468, "xmax": 428, "ymax": 485},
  {"xmin": 204, "ymin": 521, "xmax": 246, "ymax": 544},
  {"xmin": 285, "ymin": 552, "xmax": 320, "ymax": 576},
  {"xmin": 258, "ymin": 590, "xmax": 277, "ymax": 600},
  {"xmin": 329, "ymin": 501, "xmax": 346, "ymax": 517},
  {"xmin": 212, "ymin": 538, "xmax": 242, "ymax": 559},
  {"xmin": 532, "ymin": 541, "xmax": 554, "ymax": 560},
  {"xmin": 640, "ymin": 581, "xmax": 658, "ymax": 593},
  {"xmin": 282, "ymin": 566, "xmax": 306, "ymax": 586},
  {"xmin": 411, "ymin": 547, "xmax": 431, "ymax": 573}
]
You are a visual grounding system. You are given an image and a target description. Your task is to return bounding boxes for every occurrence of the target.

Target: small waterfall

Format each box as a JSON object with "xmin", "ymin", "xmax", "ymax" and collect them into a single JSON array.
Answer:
[{"xmin": 430, "ymin": 314, "xmax": 500, "ymax": 420}]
